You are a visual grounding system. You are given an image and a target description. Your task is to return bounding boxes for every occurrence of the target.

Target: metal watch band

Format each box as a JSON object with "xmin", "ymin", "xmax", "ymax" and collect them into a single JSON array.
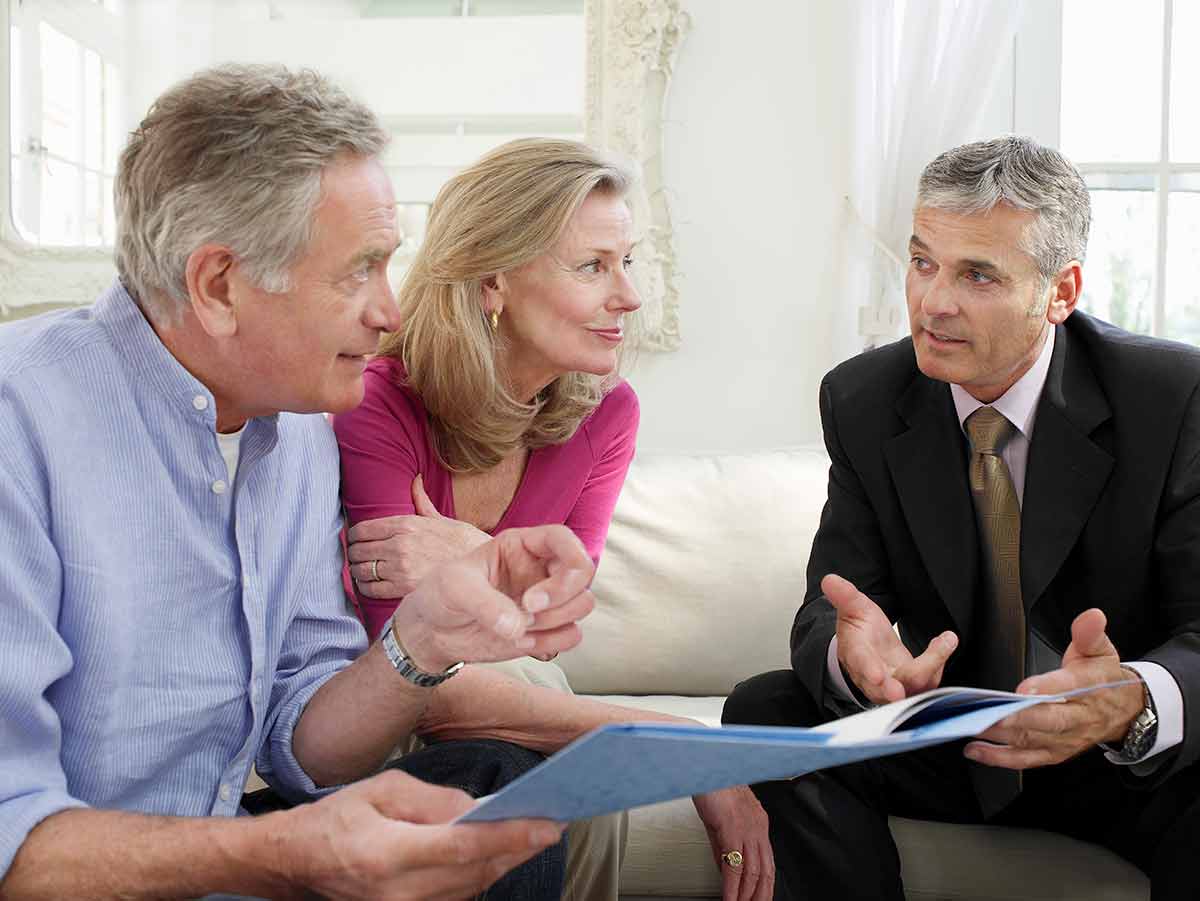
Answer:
[
  {"xmin": 1117, "ymin": 666, "xmax": 1158, "ymax": 762},
  {"xmin": 380, "ymin": 616, "xmax": 464, "ymax": 688}
]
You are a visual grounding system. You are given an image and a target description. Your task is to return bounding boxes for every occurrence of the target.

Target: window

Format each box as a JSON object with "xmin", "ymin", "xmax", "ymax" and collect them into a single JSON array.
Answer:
[
  {"xmin": 1, "ymin": 0, "xmax": 676, "ymax": 344},
  {"xmin": 214, "ymin": 0, "xmax": 585, "ymax": 284},
  {"xmin": 6, "ymin": 0, "xmax": 581, "ymax": 277},
  {"xmin": 1060, "ymin": 0, "xmax": 1200, "ymax": 345},
  {"xmin": 8, "ymin": 0, "xmax": 123, "ymax": 247}
]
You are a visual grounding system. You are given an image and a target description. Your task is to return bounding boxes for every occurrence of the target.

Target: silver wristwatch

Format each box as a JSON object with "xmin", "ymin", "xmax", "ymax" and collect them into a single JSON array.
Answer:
[
  {"xmin": 1112, "ymin": 667, "xmax": 1158, "ymax": 763},
  {"xmin": 380, "ymin": 615, "xmax": 464, "ymax": 688}
]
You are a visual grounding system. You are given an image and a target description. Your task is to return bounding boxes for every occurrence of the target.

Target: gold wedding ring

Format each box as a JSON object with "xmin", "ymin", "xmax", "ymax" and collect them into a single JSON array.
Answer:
[
  {"xmin": 722, "ymin": 850, "xmax": 743, "ymax": 870},
  {"xmin": 370, "ymin": 559, "xmax": 380, "ymax": 582}
]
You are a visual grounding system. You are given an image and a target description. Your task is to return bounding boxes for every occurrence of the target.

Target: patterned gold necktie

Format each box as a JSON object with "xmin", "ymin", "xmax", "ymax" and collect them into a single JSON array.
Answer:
[
  {"xmin": 966, "ymin": 406, "xmax": 1024, "ymax": 816},
  {"xmin": 966, "ymin": 407, "xmax": 1025, "ymax": 692}
]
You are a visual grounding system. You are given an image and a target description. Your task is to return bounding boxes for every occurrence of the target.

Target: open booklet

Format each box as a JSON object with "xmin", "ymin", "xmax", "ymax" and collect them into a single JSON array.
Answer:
[{"xmin": 457, "ymin": 682, "xmax": 1126, "ymax": 824}]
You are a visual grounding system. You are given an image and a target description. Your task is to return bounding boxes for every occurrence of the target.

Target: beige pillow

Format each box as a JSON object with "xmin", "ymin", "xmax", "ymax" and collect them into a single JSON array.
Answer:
[{"xmin": 559, "ymin": 447, "xmax": 830, "ymax": 697}]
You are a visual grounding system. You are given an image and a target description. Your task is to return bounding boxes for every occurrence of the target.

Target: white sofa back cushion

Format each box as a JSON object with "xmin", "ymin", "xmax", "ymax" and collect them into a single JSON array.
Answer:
[{"xmin": 558, "ymin": 447, "xmax": 831, "ymax": 697}]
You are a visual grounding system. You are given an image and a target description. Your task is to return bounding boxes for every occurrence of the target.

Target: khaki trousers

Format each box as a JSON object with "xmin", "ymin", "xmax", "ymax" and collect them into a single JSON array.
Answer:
[{"xmin": 481, "ymin": 658, "xmax": 629, "ymax": 901}]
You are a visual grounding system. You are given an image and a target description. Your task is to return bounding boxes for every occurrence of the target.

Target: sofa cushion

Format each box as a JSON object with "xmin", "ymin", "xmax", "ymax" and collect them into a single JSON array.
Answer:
[
  {"xmin": 559, "ymin": 447, "xmax": 830, "ymax": 696},
  {"xmin": 587, "ymin": 693, "xmax": 725, "ymax": 727},
  {"xmin": 890, "ymin": 817, "xmax": 1149, "ymax": 900},
  {"xmin": 616, "ymin": 803, "xmax": 1150, "ymax": 900}
]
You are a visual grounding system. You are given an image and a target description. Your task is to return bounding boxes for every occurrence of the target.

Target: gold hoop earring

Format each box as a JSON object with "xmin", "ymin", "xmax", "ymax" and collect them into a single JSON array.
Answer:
[{"xmin": 490, "ymin": 309, "xmax": 500, "ymax": 331}]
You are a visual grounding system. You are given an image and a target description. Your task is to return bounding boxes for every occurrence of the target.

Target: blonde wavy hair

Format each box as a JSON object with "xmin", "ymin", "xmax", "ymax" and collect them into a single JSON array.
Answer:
[{"xmin": 379, "ymin": 138, "xmax": 638, "ymax": 473}]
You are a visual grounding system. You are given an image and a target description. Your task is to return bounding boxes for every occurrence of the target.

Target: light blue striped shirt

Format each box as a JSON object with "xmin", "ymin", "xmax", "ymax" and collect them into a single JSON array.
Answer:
[{"xmin": 0, "ymin": 282, "xmax": 369, "ymax": 879}]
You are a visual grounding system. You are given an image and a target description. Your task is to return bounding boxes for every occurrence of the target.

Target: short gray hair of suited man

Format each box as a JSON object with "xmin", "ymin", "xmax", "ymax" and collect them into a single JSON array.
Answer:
[{"xmin": 916, "ymin": 135, "xmax": 1092, "ymax": 285}]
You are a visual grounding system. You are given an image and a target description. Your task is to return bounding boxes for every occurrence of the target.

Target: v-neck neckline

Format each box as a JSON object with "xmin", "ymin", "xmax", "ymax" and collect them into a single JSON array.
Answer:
[{"xmin": 447, "ymin": 447, "xmax": 537, "ymax": 535}]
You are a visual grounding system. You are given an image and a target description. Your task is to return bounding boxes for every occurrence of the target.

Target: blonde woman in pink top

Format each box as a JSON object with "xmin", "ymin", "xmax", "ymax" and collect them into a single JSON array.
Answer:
[{"xmin": 332, "ymin": 139, "xmax": 774, "ymax": 901}]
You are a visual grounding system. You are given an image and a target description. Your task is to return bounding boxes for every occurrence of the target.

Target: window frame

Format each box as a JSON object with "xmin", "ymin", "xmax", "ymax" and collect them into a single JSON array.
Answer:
[{"xmin": 1017, "ymin": 0, "xmax": 1200, "ymax": 341}]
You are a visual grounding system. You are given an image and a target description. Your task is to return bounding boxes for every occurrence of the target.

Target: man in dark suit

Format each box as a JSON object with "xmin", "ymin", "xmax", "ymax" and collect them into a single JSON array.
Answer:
[{"xmin": 724, "ymin": 136, "xmax": 1200, "ymax": 900}]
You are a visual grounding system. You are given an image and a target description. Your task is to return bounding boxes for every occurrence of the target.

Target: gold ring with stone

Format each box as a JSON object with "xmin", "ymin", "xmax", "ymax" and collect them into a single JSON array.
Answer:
[{"xmin": 722, "ymin": 850, "xmax": 743, "ymax": 870}]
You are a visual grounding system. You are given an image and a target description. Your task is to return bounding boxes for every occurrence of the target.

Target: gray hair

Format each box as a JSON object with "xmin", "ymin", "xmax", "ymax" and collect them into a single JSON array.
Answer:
[
  {"xmin": 115, "ymin": 63, "xmax": 389, "ymax": 322},
  {"xmin": 916, "ymin": 135, "xmax": 1091, "ymax": 281}
]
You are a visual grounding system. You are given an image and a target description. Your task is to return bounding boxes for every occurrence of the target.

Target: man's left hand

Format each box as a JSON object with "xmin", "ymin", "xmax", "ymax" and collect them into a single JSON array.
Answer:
[
  {"xmin": 964, "ymin": 608, "xmax": 1145, "ymax": 769},
  {"xmin": 691, "ymin": 786, "xmax": 774, "ymax": 901}
]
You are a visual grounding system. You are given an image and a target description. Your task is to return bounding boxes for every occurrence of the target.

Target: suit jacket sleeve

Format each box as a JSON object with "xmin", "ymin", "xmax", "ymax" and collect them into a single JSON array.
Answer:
[
  {"xmin": 793, "ymin": 375, "xmax": 904, "ymax": 716},
  {"xmin": 1144, "ymin": 381, "xmax": 1200, "ymax": 777}
]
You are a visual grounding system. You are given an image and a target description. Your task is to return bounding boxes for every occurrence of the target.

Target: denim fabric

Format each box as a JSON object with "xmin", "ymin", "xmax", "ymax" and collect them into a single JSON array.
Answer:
[{"xmin": 387, "ymin": 739, "xmax": 566, "ymax": 901}]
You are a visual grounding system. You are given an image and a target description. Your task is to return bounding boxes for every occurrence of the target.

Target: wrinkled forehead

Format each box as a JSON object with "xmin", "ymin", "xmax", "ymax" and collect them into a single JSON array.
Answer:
[
  {"xmin": 911, "ymin": 204, "xmax": 1040, "ymax": 277},
  {"xmin": 558, "ymin": 190, "xmax": 635, "ymax": 250}
]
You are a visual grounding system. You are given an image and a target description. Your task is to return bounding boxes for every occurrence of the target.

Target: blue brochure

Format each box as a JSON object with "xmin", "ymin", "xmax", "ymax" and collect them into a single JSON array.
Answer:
[{"xmin": 457, "ymin": 683, "xmax": 1122, "ymax": 824}]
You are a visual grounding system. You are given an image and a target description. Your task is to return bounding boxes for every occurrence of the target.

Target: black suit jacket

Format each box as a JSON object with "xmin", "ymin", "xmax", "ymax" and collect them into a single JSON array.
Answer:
[{"xmin": 793, "ymin": 311, "xmax": 1200, "ymax": 781}]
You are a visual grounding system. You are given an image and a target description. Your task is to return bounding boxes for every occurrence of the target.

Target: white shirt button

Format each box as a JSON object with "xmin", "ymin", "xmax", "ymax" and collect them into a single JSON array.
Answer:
[
  {"xmin": 192, "ymin": 395, "xmax": 208, "ymax": 411},
  {"xmin": 218, "ymin": 784, "xmax": 231, "ymax": 801},
  {"xmin": 211, "ymin": 479, "xmax": 227, "ymax": 495}
]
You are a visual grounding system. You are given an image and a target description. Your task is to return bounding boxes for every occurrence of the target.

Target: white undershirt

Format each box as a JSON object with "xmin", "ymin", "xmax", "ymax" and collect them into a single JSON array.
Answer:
[
  {"xmin": 216, "ymin": 426, "xmax": 244, "ymax": 484},
  {"xmin": 826, "ymin": 326, "xmax": 1182, "ymax": 770}
]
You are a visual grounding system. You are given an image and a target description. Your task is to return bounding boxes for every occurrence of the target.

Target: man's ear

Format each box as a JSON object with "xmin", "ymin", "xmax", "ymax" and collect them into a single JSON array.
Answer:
[
  {"xmin": 184, "ymin": 244, "xmax": 239, "ymax": 338},
  {"xmin": 1047, "ymin": 260, "xmax": 1082, "ymax": 325}
]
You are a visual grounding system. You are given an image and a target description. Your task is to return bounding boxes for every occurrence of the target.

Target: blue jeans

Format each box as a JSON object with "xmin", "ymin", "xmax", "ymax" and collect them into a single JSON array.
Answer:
[{"xmin": 386, "ymin": 739, "xmax": 566, "ymax": 900}]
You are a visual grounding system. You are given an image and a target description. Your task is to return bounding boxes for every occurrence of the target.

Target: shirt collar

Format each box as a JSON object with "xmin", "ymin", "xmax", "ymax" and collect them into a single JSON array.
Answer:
[
  {"xmin": 93, "ymin": 279, "xmax": 278, "ymax": 440},
  {"xmin": 950, "ymin": 325, "xmax": 1056, "ymax": 440}
]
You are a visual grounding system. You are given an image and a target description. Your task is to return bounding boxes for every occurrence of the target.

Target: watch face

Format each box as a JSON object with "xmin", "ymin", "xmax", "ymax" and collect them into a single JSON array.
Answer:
[{"xmin": 1124, "ymin": 708, "xmax": 1158, "ymax": 761}]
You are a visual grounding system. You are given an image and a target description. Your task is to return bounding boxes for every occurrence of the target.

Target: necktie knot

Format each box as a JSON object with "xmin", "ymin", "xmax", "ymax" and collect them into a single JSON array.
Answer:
[{"xmin": 966, "ymin": 406, "xmax": 1015, "ymax": 456}]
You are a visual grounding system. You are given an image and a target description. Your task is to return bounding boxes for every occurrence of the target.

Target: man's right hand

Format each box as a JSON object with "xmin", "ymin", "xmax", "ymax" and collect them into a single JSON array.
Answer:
[
  {"xmin": 273, "ymin": 769, "xmax": 564, "ymax": 900},
  {"xmin": 391, "ymin": 524, "xmax": 596, "ymax": 672},
  {"xmin": 824, "ymin": 573, "xmax": 959, "ymax": 704}
]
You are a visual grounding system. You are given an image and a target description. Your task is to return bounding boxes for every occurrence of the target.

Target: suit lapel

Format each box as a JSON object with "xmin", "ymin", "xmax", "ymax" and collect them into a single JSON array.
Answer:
[
  {"xmin": 1021, "ymin": 322, "xmax": 1114, "ymax": 614},
  {"xmin": 884, "ymin": 375, "xmax": 978, "ymax": 635}
]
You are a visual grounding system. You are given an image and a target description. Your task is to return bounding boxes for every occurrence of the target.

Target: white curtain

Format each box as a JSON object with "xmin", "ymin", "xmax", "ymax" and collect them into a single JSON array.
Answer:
[{"xmin": 832, "ymin": 0, "xmax": 1028, "ymax": 361}]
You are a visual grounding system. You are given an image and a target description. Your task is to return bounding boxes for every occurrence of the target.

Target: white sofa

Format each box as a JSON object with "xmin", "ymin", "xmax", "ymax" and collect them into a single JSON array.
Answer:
[{"xmin": 557, "ymin": 447, "xmax": 1151, "ymax": 900}]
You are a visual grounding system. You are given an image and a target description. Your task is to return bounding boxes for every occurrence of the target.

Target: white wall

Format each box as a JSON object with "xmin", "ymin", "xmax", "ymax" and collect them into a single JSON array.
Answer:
[
  {"xmin": 123, "ymin": 5, "xmax": 582, "ymax": 129},
  {"xmin": 10, "ymin": 0, "xmax": 1022, "ymax": 453},
  {"xmin": 627, "ymin": 0, "xmax": 854, "ymax": 452},
  {"xmin": 627, "ymin": 0, "xmax": 1019, "ymax": 454}
]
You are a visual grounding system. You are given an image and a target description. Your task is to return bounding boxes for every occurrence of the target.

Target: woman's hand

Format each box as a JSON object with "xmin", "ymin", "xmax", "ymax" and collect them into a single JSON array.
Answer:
[
  {"xmin": 348, "ymin": 475, "xmax": 491, "ymax": 598},
  {"xmin": 691, "ymin": 785, "xmax": 774, "ymax": 901}
]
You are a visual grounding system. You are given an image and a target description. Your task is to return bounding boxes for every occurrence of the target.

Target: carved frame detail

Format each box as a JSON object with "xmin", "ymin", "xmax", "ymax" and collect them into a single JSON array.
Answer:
[{"xmin": 586, "ymin": 0, "xmax": 689, "ymax": 352}]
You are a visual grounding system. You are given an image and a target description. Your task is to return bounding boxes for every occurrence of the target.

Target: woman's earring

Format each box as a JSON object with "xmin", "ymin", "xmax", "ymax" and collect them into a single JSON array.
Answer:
[{"xmin": 490, "ymin": 309, "xmax": 500, "ymax": 331}]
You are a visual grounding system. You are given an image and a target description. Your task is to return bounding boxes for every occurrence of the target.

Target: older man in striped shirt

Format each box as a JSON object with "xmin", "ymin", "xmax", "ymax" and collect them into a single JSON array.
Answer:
[{"xmin": 0, "ymin": 64, "xmax": 594, "ymax": 900}]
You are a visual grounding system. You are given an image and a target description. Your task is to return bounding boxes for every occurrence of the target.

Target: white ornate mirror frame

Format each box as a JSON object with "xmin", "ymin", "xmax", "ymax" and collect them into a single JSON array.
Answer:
[
  {"xmin": 586, "ymin": 0, "xmax": 688, "ymax": 352},
  {"xmin": 0, "ymin": 0, "xmax": 689, "ymax": 350}
]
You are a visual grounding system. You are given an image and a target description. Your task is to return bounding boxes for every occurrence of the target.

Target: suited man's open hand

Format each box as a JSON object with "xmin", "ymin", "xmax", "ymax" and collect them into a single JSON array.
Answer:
[
  {"xmin": 824, "ymin": 573, "xmax": 959, "ymax": 704},
  {"xmin": 964, "ymin": 608, "xmax": 1146, "ymax": 769}
]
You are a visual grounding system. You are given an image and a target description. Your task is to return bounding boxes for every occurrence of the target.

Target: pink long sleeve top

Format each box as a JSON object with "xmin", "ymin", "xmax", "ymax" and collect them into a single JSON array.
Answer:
[{"xmin": 332, "ymin": 356, "xmax": 640, "ymax": 637}]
